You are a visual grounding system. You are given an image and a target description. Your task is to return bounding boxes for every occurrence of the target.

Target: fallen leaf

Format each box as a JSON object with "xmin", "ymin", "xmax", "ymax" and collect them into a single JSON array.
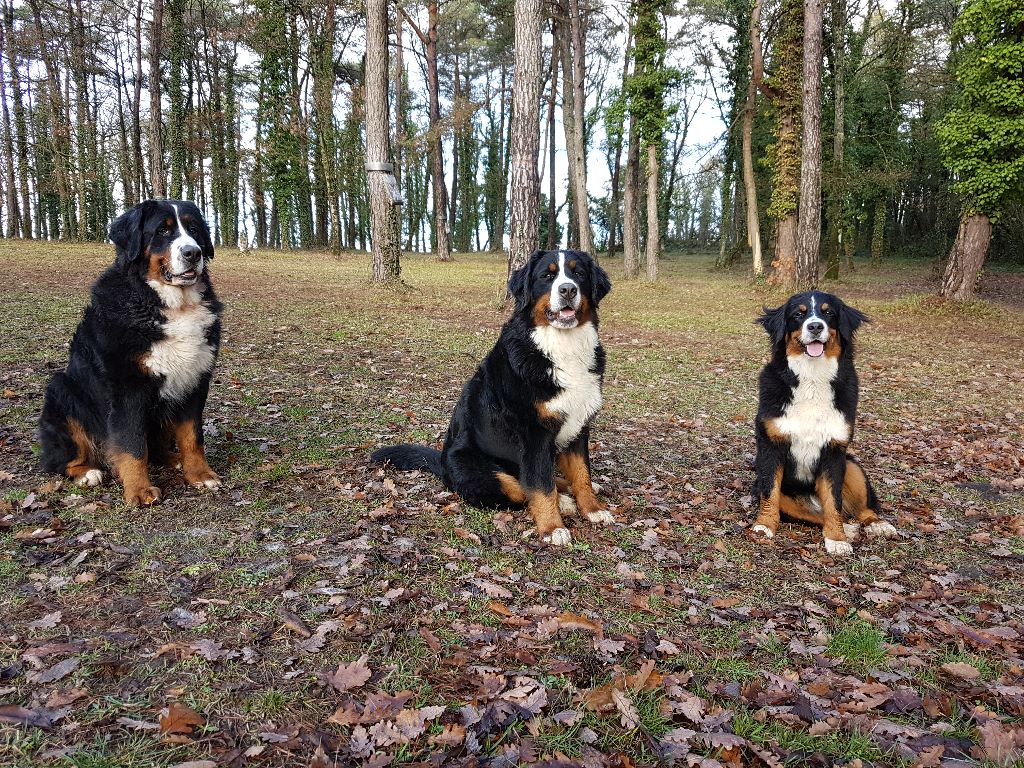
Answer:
[
  {"xmin": 27, "ymin": 611, "xmax": 63, "ymax": 630},
  {"xmin": 942, "ymin": 661, "xmax": 981, "ymax": 680},
  {"xmin": 612, "ymin": 688, "xmax": 640, "ymax": 730},
  {"xmin": 428, "ymin": 723, "xmax": 466, "ymax": 747},
  {"xmin": 159, "ymin": 702, "xmax": 205, "ymax": 736},
  {"xmin": 28, "ymin": 657, "xmax": 79, "ymax": 684},
  {"xmin": 0, "ymin": 704, "xmax": 58, "ymax": 728},
  {"xmin": 322, "ymin": 654, "xmax": 372, "ymax": 693},
  {"xmin": 278, "ymin": 607, "xmax": 312, "ymax": 638}
]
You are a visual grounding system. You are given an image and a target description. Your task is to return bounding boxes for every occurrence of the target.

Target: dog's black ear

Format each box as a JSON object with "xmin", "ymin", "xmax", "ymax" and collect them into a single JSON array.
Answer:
[
  {"xmin": 589, "ymin": 255, "xmax": 612, "ymax": 305},
  {"xmin": 837, "ymin": 300, "xmax": 869, "ymax": 342},
  {"xmin": 508, "ymin": 251, "xmax": 541, "ymax": 310},
  {"xmin": 109, "ymin": 201, "xmax": 153, "ymax": 268},
  {"xmin": 757, "ymin": 303, "xmax": 787, "ymax": 346}
]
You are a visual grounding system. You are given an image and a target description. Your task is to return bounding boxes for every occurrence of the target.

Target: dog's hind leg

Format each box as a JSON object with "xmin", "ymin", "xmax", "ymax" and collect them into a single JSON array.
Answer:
[{"xmin": 39, "ymin": 375, "xmax": 104, "ymax": 487}]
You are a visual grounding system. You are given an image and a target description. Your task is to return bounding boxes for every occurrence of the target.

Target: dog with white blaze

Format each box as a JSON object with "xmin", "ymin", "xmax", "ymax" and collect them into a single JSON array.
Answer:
[
  {"xmin": 752, "ymin": 291, "xmax": 897, "ymax": 555},
  {"xmin": 39, "ymin": 200, "xmax": 223, "ymax": 506},
  {"xmin": 372, "ymin": 249, "xmax": 613, "ymax": 547}
]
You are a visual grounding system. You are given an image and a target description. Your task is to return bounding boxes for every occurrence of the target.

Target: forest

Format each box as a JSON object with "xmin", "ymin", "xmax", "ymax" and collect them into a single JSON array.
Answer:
[{"xmin": 0, "ymin": 0, "xmax": 1021, "ymax": 299}]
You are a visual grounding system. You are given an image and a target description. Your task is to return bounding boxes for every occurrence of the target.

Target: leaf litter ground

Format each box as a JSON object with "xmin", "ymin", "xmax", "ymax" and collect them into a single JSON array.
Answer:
[{"xmin": 1, "ymin": 243, "xmax": 1023, "ymax": 767}]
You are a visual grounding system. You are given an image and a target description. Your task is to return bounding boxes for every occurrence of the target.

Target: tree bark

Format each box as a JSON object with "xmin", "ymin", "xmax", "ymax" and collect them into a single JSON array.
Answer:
[
  {"xmin": 546, "ymin": 30, "xmax": 558, "ymax": 250},
  {"xmin": 645, "ymin": 143, "xmax": 659, "ymax": 280},
  {"xmin": 365, "ymin": 0, "xmax": 401, "ymax": 283},
  {"xmin": 559, "ymin": 0, "xmax": 593, "ymax": 254},
  {"xmin": 607, "ymin": 28, "xmax": 633, "ymax": 259},
  {"xmin": 622, "ymin": 112, "xmax": 640, "ymax": 279},
  {"xmin": 870, "ymin": 197, "xmax": 885, "ymax": 263},
  {"xmin": 3, "ymin": 0, "xmax": 30, "ymax": 237},
  {"xmin": 939, "ymin": 213, "xmax": 991, "ymax": 301},
  {"xmin": 824, "ymin": 0, "xmax": 845, "ymax": 279},
  {"xmin": 744, "ymin": 0, "xmax": 765, "ymax": 275},
  {"xmin": 0, "ymin": 17, "xmax": 20, "ymax": 237},
  {"xmin": 419, "ymin": 3, "xmax": 450, "ymax": 261},
  {"xmin": 795, "ymin": 0, "xmax": 823, "ymax": 289},
  {"xmin": 149, "ymin": 0, "xmax": 165, "ymax": 198},
  {"xmin": 508, "ymin": 0, "xmax": 542, "ymax": 278}
]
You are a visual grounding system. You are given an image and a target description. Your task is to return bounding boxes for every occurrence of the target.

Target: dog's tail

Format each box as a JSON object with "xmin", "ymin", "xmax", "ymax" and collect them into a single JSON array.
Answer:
[{"xmin": 370, "ymin": 444, "xmax": 443, "ymax": 479}]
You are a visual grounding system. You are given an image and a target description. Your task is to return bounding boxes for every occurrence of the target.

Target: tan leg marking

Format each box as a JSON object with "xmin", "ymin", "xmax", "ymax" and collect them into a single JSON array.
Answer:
[
  {"xmin": 495, "ymin": 471, "xmax": 528, "ymax": 504},
  {"xmin": 528, "ymin": 488, "xmax": 570, "ymax": 545},
  {"xmin": 173, "ymin": 420, "xmax": 220, "ymax": 489},
  {"xmin": 65, "ymin": 418, "xmax": 103, "ymax": 485},
  {"xmin": 753, "ymin": 465, "xmax": 783, "ymax": 538},
  {"xmin": 111, "ymin": 451, "xmax": 160, "ymax": 507},
  {"xmin": 817, "ymin": 475, "xmax": 852, "ymax": 555},
  {"xmin": 557, "ymin": 451, "xmax": 612, "ymax": 524}
]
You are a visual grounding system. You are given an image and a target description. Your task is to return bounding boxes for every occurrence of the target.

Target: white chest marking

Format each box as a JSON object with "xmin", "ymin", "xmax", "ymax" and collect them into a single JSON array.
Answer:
[
  {"xmin": 531, "ymin": 322, "xmax": 603, "ymax": 448},
  {"xmin": 144, "ymin": 283, "xmax": 217, "ymax": 401},
  {"xmin": 774, "ymin": 354, "xmax": 850, "ymax": 482}
]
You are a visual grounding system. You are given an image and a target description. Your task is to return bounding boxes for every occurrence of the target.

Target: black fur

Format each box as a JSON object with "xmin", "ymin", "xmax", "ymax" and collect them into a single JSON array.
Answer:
[
  {"xmin": 372, "ymin": 249, "xmax": 611, "ymax": 511},
  {"xmin": 39, "ymin": 200, "xmax": 222, "ymax": 503}
]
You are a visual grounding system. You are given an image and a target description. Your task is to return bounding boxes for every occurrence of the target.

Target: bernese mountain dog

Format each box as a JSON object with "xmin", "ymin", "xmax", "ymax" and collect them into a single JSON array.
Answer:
[
  {"xmin": 39, "ymin": 200, "xmax": 223, "ymax": 506},
  {"xmin": 752, "ymin": 291, "xmax": 896, "ymax": 555},
  {"xmin": 372, "ymin": 249, "xmax": 613, "ymax": 546}
]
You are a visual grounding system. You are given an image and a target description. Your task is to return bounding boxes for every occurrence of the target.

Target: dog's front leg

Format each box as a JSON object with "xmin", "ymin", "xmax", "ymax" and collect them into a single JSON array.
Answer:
[
  {"xmin": 520, "ymin": 437, "xmax": 569, "ymax": 546},
  {"xmin": 817, "ymin": 448, "xmax": 852, "ymax": 556},
  {"xmin": 752, "ymin": 421, "xmax": 785, "ymax": 538},
  {"xmin": 108, "ymin": 391, "xmax": 160, "ymax": 507},
  {"xmin": 558, "ymin": 429, "xmax": 612, "ymax": 525}
]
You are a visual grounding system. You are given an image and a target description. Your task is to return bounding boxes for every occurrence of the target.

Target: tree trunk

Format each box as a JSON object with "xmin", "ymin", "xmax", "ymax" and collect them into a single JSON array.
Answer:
[
  {"xmin": 622, "ymin": 113, "xmax": 640, "ymax": 279},
  {"xmin": 939, "ymin": 213, "xmax": 991, "ymax": 301},
  {"xmin": 645, "ymin": 143, "xmax": 659, "ymax": 280},
  {"xmin": 492, "ymin": 65, "xmax": 508, "ymax": 251},
  {"xmin": 423, "ymin": 3, "xmax": 450, "ymax": 261},
  {"xmin": 149, "ymin": 0, "xmax": 165, "ymax": 198},
  {"xmin": 546, "ymin": 29, "xmax": 558, "ymax": 250},
  {"xmin": 3, "ymin": 0, "xmax": 30, "ymax": 237},
  {"xmin": 744, "ymin": 0, "xmax": 765, "ymax": 275},
  {"xmin": 823, "ymin": 0, "xmax": 846, "ymax": 279},
  {"xmin": 507, "ymin": 0, "xmax": 542, "ymax": 278},
  {"xmin": 795, "ymin": 0, "xmax": 823, "ymax": 289},
  {"xmin": 607, "ymin": 28, "xmax": 633, "ymax": 259},
  {"xmin": 365, "ymin": 0, "xmax": 401, "ymax": 283},
  {"xmin": 0, "ymin": 20, "xmax": 20, "ymax": 237},
  {"xmin": 870, "ymin": 197, "xmax": 885, "ymax": 263},
  {"xmin": 559, "ymin": 0, "xmax": 593, "ymax": 254}
]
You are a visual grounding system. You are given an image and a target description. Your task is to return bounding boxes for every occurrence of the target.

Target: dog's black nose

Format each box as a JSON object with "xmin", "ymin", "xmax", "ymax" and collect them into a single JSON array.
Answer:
[
  {"xmin": 181, "ymin": 244, "xmax": 201, "ymax": 264},
  {"xmin": 559, "ymin": 283, "xmax": 578, "ymax": 300},
  {"xmin": 806, "ymin": 321, "xmax": 825, "ymax": 335}
]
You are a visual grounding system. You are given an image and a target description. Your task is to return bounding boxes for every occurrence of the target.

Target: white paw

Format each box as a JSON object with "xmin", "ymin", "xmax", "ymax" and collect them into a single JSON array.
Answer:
[
  {"xmin": 824, "ymin": 538, "xmax": 854, "ymax": 556},
  {"xmin": 591, "ymin": 481, "xmax": 603, "ymax": 495},
  {"xmin": 866, "ymin": 521, "xmax": 897, "ymax": 538},
  {"xmin": 751, "ymin": 524, "xmax": 774, "ymax": 539},
  {"xmin": 558, "ymin": 494, "xmax": 579, "ymax": 515},
  {"xmin": 196, "ymin": 477, "xmax": 221, "ymax": 490},
  {"xmin": 77, "ymin": 469, "xmax": 104, "ymax": 487},
  {"xmin": 843, "ymin": 523, "xmax": 862, "ymax": 540},
  {"xmin": 586, "ymin": 509, "xmax": 614, "ymax": 525},
  {"xmin": 543, "ymin": 527, "xmax": 572, "ymax": 546}
]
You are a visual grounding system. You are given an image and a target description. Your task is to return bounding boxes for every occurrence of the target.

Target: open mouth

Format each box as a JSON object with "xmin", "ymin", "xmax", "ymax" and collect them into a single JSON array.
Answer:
[
  {"xmin": 164, "ymin": 267, "xmax": 198, "ymax": 284},
  {"xmin": 545, "ymin": 307, "xmax": 578, "ymax": 326},
  {"xmin": 803, "ymin": 341, "xmax": 826, "ymax": 358}
]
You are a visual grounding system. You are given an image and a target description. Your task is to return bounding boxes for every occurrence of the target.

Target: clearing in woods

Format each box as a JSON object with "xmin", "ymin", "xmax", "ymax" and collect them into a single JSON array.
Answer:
[{"xmin": 1, "ymin": 242, "xmax": 1023, "ymax": 767}]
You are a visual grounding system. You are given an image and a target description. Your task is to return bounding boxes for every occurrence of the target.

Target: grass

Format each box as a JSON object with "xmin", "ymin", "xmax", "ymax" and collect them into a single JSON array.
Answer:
[
  {"xmin": 827, "ymin": 618, "xmax": 889, "ymax": 673},
  {"xmin": 1, "ymin": 242, "xmax": 1023, "ymax": 766}
]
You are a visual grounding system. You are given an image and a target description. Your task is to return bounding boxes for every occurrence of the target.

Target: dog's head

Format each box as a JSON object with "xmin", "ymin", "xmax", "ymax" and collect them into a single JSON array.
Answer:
[
  {"xmin": 758, "ymin": 291, "xmax": 868, "ymax": 360},
  {"xmin": 109, "ymin": 200, "xmax": 214, "ymax": 287},
  {"xmin": 508, "ymin": 250, "xmax": 611, "ymax": 330}
]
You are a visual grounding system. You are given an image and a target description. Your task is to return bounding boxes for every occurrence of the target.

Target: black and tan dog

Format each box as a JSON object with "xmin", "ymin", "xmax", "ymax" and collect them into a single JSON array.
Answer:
[
  {"xmin": 39, "ymin": 200, "xmax": 222, "ymax": 506},
  {"xmin": 752, "ymin": 291, "xmax": 896, "ymax": 555},
  {"xmin": 372, "ymin": 249, "xmax": 613, "ymax": 546}
]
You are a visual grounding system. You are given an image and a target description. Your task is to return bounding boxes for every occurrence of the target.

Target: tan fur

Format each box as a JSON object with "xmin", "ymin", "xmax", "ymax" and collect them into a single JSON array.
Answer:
[
  {"xmin": 64, "ymin": 418, "xmax": 99, "ymax": 479},
  {"xmin": 173, "ymin": 420, "xmax": 218, "ymax": 486},
  {"xmin": 110, "ymin": 451, "xmax": 160, "ymax": 506},
  {"xmin": 557, "ymin": 451, "xmax": 601, "ymax": 516}
]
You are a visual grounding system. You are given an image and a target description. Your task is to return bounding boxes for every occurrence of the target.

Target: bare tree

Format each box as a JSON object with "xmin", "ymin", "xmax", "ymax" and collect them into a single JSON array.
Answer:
[
  {"xmin": 559, "ymin": 0, "xmax": 593, "ymax": 254},
  {"xmin": 796, "ymin": 0, "xmax": 823, "ymax": 288},
  {"xmin": 402, "ymin": 3, "xmax": 450, "ymax": 261},
  {"xmin": 365, "ymin": 0, "xmax": 401, "ymax": 283},
  {"xmin": 149, "ymin": 0, "xmax": 165, "ymax": 198},
  {"xmin": 744, "ymin": 0, "xmax": 765, "ymax": 275},
  {"xmin": 508, "ymin": 0, "xmax": 542, "ymax": 277}
]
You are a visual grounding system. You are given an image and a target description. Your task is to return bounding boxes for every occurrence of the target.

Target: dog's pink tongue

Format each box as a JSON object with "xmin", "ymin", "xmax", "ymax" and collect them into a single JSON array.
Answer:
[
  {"xmin": 558, "ymin": 308, "xmax": 576, "ymax": 319},
  {"xmin": 806, "ymin": 341, "xmax": 825, "ymax": 357}
]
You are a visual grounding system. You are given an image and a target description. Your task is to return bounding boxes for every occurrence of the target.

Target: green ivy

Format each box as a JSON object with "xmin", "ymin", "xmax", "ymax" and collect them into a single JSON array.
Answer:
[{"xmin": 936, "ymin": 0, "xmax": 1024, "ymax": 220}]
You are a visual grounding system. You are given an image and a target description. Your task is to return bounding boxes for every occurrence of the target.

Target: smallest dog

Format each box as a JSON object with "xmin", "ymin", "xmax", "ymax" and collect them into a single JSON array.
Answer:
[
  {"xmin": 39, "ymin": 200, "xmax": 222, "ymax": 506},
  {"xmin": 752, "ymin": 291, "xmax": 896, "ymax": 555}
]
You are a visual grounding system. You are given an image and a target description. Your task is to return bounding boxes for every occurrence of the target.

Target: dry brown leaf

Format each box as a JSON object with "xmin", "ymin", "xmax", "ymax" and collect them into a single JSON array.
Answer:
[
  {"xmin": 557, "ymin": 611, "xmax": 603, "ymax": 638},
  {"xmin": 322, "ymin": 654, "xmax": 372, "ymax": 693},
  {"xmin": 612, "ymin": 688, "xmax": 640, "ymax": 730},
  {"xmin": 159, "ymin": 702, "xmax": 205, "ymax": 736},
  {"xmin": 428, "ymin": 722, "xmax": 466, "ymax": 747},
  {"xmin": 941, "ymin": 661, "xmax": 981, "ymax": 680},
  {"xmin": 28, "ymin": 657, "xmax": 79, "ymax": 684},
  {"xmin": 278, "ymin": 608, "xmax": 313, "ymax": 638},
  {"xmin": 27, "ymin": 611, "xmax": 63, "ymax": 630}
]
